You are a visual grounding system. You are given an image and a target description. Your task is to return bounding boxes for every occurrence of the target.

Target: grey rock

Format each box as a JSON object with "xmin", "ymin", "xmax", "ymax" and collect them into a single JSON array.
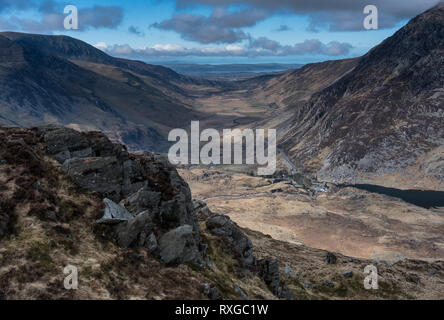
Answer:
[
  {"xmin": 145, "ymin": 232, "xmax": 158, "ymax": 253},
  {"xmin": 428, "ymin": 268, "xmax": 437, "ymax": 276},
  {"xmin": 202, "ymin": 283, "xmax": 221, "ymax": 300},
  {"xmin": 323, "ymin": 281, "xmax": 335, "ymax": 288},
  {"xmin": 326, "ymin": 252, "xmax": 337, "ymax": 265},
  {"xmin": 97, "ymin": 198, "xmax": 133, "ymax": 225},
  {"xmin": 120, "ymin": 187, "xmax": 161, "ymax": 216},
  {"xmin": 0, "ymin": 211, "xmax": 10, "ymax": 239},
  {"xmin": 206, "ymin": 215, "xmax": 255, "ymax": 267},
  {"xmin": 208, "ymin": 287, "xmax": 221, "ymax": 300},
  {"xmin": 62, "ymin": 157, "xmax": 123, "ymax": 201},
  {"xmin": 193, "ymin": 200, "xmax": 213, "ymax": 221},
  {"xmin": 284, "ymin": 265, "xmax": 297, "ymax": 279},
  {"xmin": 115, "ymin": 210, "xmax": 155, "ymax": 248},
  {"xmin": 257, "ymin": 258, "xmax": 281, "ymax": 296},
  {"xmin": 279, "ymin": 283, "xmax": 293, "ymax": 300},
  {"xmin": 159, "ymin": 225, "xmax": 202, "ymax": 266},
  {"xmin": 233, "ymin": 284, "xmax": 249, "ymax": 300},
  {"xmin": 343, "ymin": 270, "xmax": 353, "ymax": 278},
  {"xmin": 44, "ymin": 128, "xmax": 91, "ymax": 163}
]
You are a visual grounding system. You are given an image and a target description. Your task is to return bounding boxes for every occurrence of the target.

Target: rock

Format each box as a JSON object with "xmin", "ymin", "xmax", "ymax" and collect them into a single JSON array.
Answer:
[
  {"xmin": 0, "ymin": 159, "xmax": 7, "ymax": 165},
  {"xmin": 120, "ymin": 187, "xmax": 161, "ymax": 216},
  {"xmin": 44, "ymin": 127, "xmax": 92, "ymax": 163},
  {"xmin": 257, "ymin": 259, "xmax": 281, "ymax": 296},
  {"xmin": 343, "ymin": 270, "xmax": 353, "ymax": 278},
  {"xmin": 193, "ymin": 200, "xmax": 213, "ymax": 221},
  {"xmin": 233, "ymin": 284, "xmax": 249, "ymax": 300},
  {"xmin": 206, "ymin": 215, "xmax": 255, "ymax": 267},
  {"xmin": 278, "ymin": 283, "xmax": 293, "ymax": 300},
  {"xmin": 43, "ymin": 127, "xmax": 205, "ymax": 267},
  {"xmin": 208, "ymin": 287, "xmax": 221, "ymax": 300},
  {"xmin": 97, "ymin": 198, "xmax": 133, "ymax": 225},
  {"xmin": 145, "ymin": 233, "xmax": 158, "ymax": 253},
  {"xmin": 115, "ymin": 210, "xmax": 155, "ymax": 248},
  {"xmin": 406, "ymin": 273, "xmax": 420, "ymax": 284},
  {"xmin": 303, "ymin": 281, "xmax": 312, "ymax": 289},
  {"xmin": 326, "ymin": 252, "xmax": 337, "ymax": 265},
  {"xmin": 428, "ymin": 268, "xmax": 437, "ymax": 276},
  {"xmin": 323, "ymin": 281, "xmax": 335, "ymax": 288},
  {"xmin": 63, "ymin": 157, "xmax": 124, "ymax": 201},
  {"xmin": 202, "ymin": 283, "xmax": 221, "ymax": 300},
  {"xmin": 159, "ymin": 225, "xmax": 202, "ymax": 266},
  {"xmin": 284, "ymin": 265, "xmax": 297, "ymax": 279}
]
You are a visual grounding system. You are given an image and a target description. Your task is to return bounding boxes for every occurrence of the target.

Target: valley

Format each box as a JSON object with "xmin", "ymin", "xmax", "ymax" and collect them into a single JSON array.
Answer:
[{"xmin": 0, "ymin": 4, "xmax": 443, "ymax": 301}]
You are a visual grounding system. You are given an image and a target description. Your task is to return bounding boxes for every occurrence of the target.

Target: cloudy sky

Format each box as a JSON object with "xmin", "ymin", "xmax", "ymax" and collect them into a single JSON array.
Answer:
[{"xmin": 0, "ymin": 0, "xmax": 440, "ymax": 64}]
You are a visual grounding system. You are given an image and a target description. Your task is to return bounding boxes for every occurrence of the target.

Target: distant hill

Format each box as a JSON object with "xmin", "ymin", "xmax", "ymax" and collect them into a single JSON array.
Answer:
[{"xmin": 164, "ymin": 63, "xmax": 303, "ymax": 81}]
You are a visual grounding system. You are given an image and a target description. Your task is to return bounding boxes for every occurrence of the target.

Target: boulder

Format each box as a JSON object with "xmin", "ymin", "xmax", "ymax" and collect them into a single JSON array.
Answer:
[
  {"xmin": 97, "ymin": 198, "xmax": 133, "ymax": 225},
  {"xmin": 326, "ymin": 252, "xmax": 337, "ymax": 265},
  {"xmin": 343, "ymin": 270, "xmax": 353, "ymax": 278},
  {"xmin": 115, "ymin": 210, "xmax": 156, "ymax": 248},
  {"xmin": 284, "ymin": 265, "xmax": 297, "ymax": 279},
  {"xmin": 257, "ymin": 259, "xmax": 281, "ymax": 295},
  {"xmin": 62, "ymin": 157, "xmax": 123, "ymax": 201},
  {"xmin": 202, "ymin": 283, "xmax": 221, "ymax": 300},
  {"xmin": 193, "ymin": 200, "xmax": 213, "ymax": 221},
  {"xmin": 257, "ymin": 258, "xmax": 292, "ymax": 300},
  {"xmin": 44, "ymin": 127, "xmax": 91, "ymax": 163},
  {"xmin": 144, "ymin": 232, "xmax": 158, "ymax": 253},
  {"xmin": 233, "ymin": 284, "xmax": 249, "ymax": 300},
  {"xmin": 159, "ymin": 225, "xmax": 202, "ymax": 266},
  {"xmin": 120, "ymin": 187, "xmax": 161, "ymax": 216},
  {"xmin": 206, "ymin": 215, "xmax": 255, "ymax": 267}
]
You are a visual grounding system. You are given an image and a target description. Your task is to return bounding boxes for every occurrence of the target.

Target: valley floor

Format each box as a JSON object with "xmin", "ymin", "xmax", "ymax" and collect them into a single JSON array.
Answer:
[{"xmin": 180, "ymin": 167, "xmax": 444, "ymax": 264}]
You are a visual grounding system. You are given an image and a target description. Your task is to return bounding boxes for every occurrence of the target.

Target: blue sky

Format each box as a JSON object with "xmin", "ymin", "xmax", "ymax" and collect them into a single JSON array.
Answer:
[{"xmin": 0, "ymin": 0, "xmax": 440, "ymax": 64}]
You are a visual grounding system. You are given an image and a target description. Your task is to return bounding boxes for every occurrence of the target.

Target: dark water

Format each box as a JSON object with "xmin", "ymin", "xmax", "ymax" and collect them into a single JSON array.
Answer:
[{"xmin": 341, "ymin": 184, "xmax": 444, "ymax": 209}]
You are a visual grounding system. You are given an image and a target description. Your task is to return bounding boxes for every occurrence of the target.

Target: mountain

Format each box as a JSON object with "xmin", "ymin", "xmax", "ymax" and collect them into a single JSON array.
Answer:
[
  {"xmin": 1, "ymin": 126, "xmax": 442, "ymax": 300},
  {"xmin": 0, "ymin": 32, "xmax": 209, "ymax": 152},
  {"xmin": 279, "ymin": 4, "xmax": 444, "ymax": 191}
]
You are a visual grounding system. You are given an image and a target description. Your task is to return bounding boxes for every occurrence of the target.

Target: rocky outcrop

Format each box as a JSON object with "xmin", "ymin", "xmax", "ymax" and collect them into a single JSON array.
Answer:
[
  {"xmin": 114, "ymin": 210, "xmax": 156, "ymax": 248},
  {"xmin": 257, "ymin": 259, "xmax": 292, "ymax": 300},
  {"xmin": 193, "ymin": 200, "xmax": 213, "ymax": 221},
  {"xmin": 206, "ymin": 215, "xmax": 255, "ymax": 267},
  {"xmin": 205, "ymin": 214, "xmax": 292, "ymax": 299},
  {"xmin": 42, "ymin": 126, "xmax": 204, "ymax": 266}
]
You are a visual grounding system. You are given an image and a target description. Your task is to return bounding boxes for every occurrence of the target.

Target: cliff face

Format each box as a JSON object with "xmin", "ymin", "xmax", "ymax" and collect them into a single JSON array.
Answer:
[{"xmin": 280, "ymin": 4, "xmax": 444, "ymax": 190}]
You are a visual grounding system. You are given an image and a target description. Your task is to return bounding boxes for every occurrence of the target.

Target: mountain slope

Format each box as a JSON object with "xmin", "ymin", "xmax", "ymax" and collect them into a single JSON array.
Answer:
[
  {"xmin": 279, "ymin": 4, "xmax": 444, "ymax": 191},
  {"xmin": 0, "ymin": 32, "xmax": 208, "ymax": 152}
]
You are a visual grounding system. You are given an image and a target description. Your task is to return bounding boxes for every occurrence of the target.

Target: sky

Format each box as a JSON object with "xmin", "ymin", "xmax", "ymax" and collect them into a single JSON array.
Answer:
[{"xmin": 0, "ymin": 0, "xmax": 441, "ymax": 64}]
